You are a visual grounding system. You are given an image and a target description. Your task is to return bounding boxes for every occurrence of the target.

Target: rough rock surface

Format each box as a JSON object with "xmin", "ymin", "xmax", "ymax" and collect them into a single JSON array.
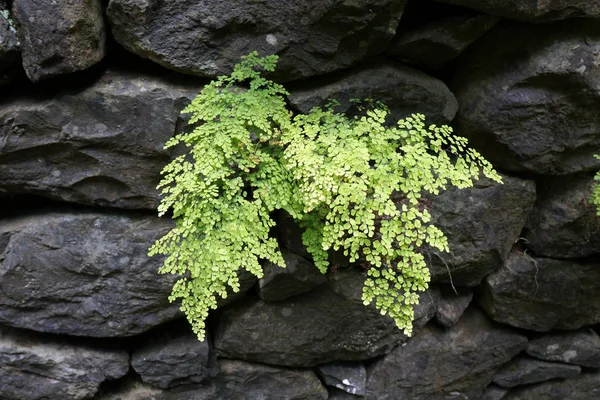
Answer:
[
  {"xmin": 434, "ymin": 287, "xmax": 473, "ymax": 327},
  {"xmin": 0, "ymin": 211, "xmax": 181, "ymax": 337},
  {"xmin": 131, "ymin": 331, "xmax": 218, "ymax": 389},
  {"xmin": 387, "ymin": 12, "xmax": 498, "ymax": 71},
  {"xmin": 366, "ymin": 308, "xmax": 528, "ymax": 399},
  {"xmin": 428, "ymin": 175, "xmax": 536, "ymax": 286},
  {"xmin": 12, "ymin": 0, "xmax": 106, "ymax": 82},
  {"xmin": 450, "ymin": 20, "xmax": 600, "ymax": 174},
  {"xmin": 215, "ymin": 359, "xmax": 328, "ymax": 400},
  {"xmin": 480, "ymin": 251, "xmax": 600, "ymax": 331},
  {"xmin": 288, "ymin": 60, "xmax": 457, "ymax": 124},
  {"xmin": 435, "ymin": 0, "xmax": 600, "ymax": 22},
  {"xmin": 259, "ymin": 248, "xmax": 326, "ymax": 302},
  {"xmin": 107, "ymin": 0, "xmax": 406, "ymax": 81},
  {"xmin": 482, "ymin": 385, "xmax": 509, "ymax": 400},
  {"xmin": 525, "ymin": 174, "xmax": 600, "ymax": 258},
  {"xmin": 0, "ymin": 70, "xmax": 197, "ymax": 209},
  {"xmin": 316, "ymin": 362, "xmax": 366, "ymax": 396},
  {"xmin": 0, "ymin": 327, "xmax": 129, "ymax": 400},
  {"xmin": 503, "ymin": 372, "xmax": 600, "ymax": 400},
  {"xmin": 96, "ymin": 380, "xmax": 167, "ymax": 400},
  {"xmin": 0, "ymin": 9, "xmax": 21, "ymax": 85},
  {"xmin": 214, "ymin": 269, "xmax": 436, "ymax": 367},
  {"xmin": 526, "ymin": 330, "xmax": 600, "ymax": 368},
  {"xmin": 492, "ymin": 357, "xmax": 581, "ymax": 388}
]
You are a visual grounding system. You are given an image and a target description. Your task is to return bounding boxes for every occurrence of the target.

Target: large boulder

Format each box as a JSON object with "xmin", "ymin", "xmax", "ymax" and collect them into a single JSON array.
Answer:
[
  {"xmin": 0, "ymin": 211, "xmax": 181, "ymax": 337},
  {"xmin": 434, "ymin": 0, "xmax": 600, "ymax": 22},
  {"xmin": 428, "ymin": 175, "xmax": 536, "ymax": 286},
  {"xmin": 214, "ymin": 269, "xmax": 437, "ymax": 367},
  {"xmin": 288, "ymin": 60, "xmax": 457, "ymax": 124},
  {"xmin": 0, "ymin": 9, "xmax": 22, "ymax": 85},
  {"xmin": 450, "ymin": 20, "xmax": 600, "ymax": 175},
  {"xmin": 0, "ymin": 70, "xmax": 197, "ymax": 209},
  {"xmin": 480, "ymin": 251, "xmax": 600, "ymax": 331},
  {"xmin": 12, "ymin": 0, "xmax": 106, "ymax": 81},
  {"xmin": 525, "ymin": 174, "xmax": 600, "ymax": 258},
  {"xmin": 503, "ymin": 372, "xmax": 600, "ymax": 400},
  {"xmin": 0, "ymin": 327, "xmax": 129, "ymax": 400},
  {"xmin": 366, "ymin": 308, "xmax": 528, "ymax": 399},
  {"xmin": 107, "ymin": 0, "xmax": 406, "ymax": 81}
]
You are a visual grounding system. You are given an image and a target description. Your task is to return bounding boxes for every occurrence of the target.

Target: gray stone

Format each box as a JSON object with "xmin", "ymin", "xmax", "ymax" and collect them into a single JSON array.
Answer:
[
  {"xmin": 434, "ymin": 287, "xmax": 472, "ymax": 328},
  {"xmin": 215, "ymin": 359, "xmax": 328, "ymax": 400},
  {"xmin": 259, "ymin": 248, "xmax": 326, "ymax": 302},
  {"xmin": 95, "ymin": 379, "xmax": 167, "ymax": 400},
  {"xmin": 0, "ymin": 211, "xmax": 181, "ymax": 337},
  {"xmin": 107, "ymin": 0, "xmax": 406, "ymax": 81},
  {"xmin": 214, "ymin": 269, "xmax": 436, "ymax": 367},
  {"xmin": 482, "ymin": 385, "xmax": 509, "ymax": 400},
  {"xmin": 525, "ymin": 174, "xmax": 600, "ymax": 258},
  {"xmin": 366, "ymin": 308, "xmax": 528, "ymax": 400},
  {"xmin": 428, "ymin": 175, "xmax": 536, "ymax": 287},
  {"xmin": 503, "ymin": 372, "xmax": 600, "ymax": 400},
  {"xmin": 0, "ymin": 327, "xmax": 129, "ymax": 400},
  {"xmin": 450, "ymin": 20, "xmax": 600, "ymax": 175},
  {"xmin": 288, "ymin": 60, "xmax": 457, "ymax": 124},
  {"xmin": 0, "ymin": 9, "xmax": 22, "ymax": 85},
  {"xmin": 329, "ymin": 388, "xmax": 364, "ymax": 399},
  {"xmin": 131, "ymin": 331, "xmax": 218, "ymax": 389},
  {"xmin": 0, "ymin": 70, "xmax": 197, "ymax": 209},
  {"xmin": 493, "ymin": 357, "xmax": 581, "ymax": 388},
  {"xmin": 481, "ymin": 252, "xmax": 600, "ymax": 331},
  {"xmin": 526, "ymin": 330, "xmax": 600, "ymax": 368},
  {"xmin": 12, "ymin": 0, "xmax": 106, "ymax": 82},
  {"xmin": 316, "ymin": 362, "xmax": 366, "ymax": 396},
  {"xmin": 387, "ymin": 12, "xmax": 499, "ymax": 71},
  {"xmin": 435, "ymin": 0, "xmax": 600, "ymax": 22}
]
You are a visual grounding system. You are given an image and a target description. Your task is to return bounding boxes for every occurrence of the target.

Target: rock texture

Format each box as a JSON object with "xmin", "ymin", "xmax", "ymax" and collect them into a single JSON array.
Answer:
[
  {"xmin": 132, "ymin": 331, "xmax": 218, "ymax": 389},
  {"xmin": 366, "ymin": 308, "xmax": 528, "ymax": 399},
  {"xmin": 387, "ymin": 12, "xmax": 499, "ymax": 71},
  {"xmin": 451, "ymin": 20, "xmax": 600, "ymax": 175},
  {"xmin": 0, "ymin": 327, "xmax": 129, "ymax": 400},
  {"xmin": 0, "ymin": 9, "xmax": 21, "ymax": 85},
  {"xmin": 214, "ymin": 269, "xmax": 436, "ymax": 367},
  {"xmin": 525, "ymin": 174, "xmax": 600, "ymax": 258},
  {"xmin": 0, "ymin": 211, "xmax": 180, "ymax": 337},
  {"xmin": 435, "ymin": 0, "xmax": 600, "ymax": 22},
  {"xmin": 0, "ymin": 70, "xmax": 197, "ymax": 209},
  {"xmin": 12, "ymin": 0, "xmax": 106, "ymax": 82},
  {"xmin": 481, "ymin": 251, "xmax": 600, "ymax": 331},
  {"xmin": 503, "ymin": 372, "xmax": 600, "ymax": 400},
  {"xmin": 492, "ymin": 357, "xmax": 581, "ymax": 388},
  {"xmin": 107, "ymin": 0, "xmax": 406, "ymax": 81},
  {"xmin": 288, "ymin": 60, "xmax": 457, "ymax": 124},
  {"xmin": 526, "ymin": 330, "xmax": 600, "ymax": 368},
  {"xmin": 434, "ymin": 287, "xmax": 473, "ymax": 327},
  {"xmin": 428, "ymin": 175, "xmax": 536, "ymax": 286},
  {"xmin": 316, "ymin": 362, "xmax": 366, "ymax": 396}
]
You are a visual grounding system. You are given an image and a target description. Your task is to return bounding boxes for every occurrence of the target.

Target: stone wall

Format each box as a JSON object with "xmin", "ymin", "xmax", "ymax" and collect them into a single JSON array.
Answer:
[{"xmin": 1, "ymin": 0, "xmax": 600, "ymax": 399}]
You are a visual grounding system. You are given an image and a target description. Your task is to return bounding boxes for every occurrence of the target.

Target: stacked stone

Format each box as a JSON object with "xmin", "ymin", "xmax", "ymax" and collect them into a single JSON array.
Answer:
[{"xmin": 1, "ymin": 0, "xmax": 600, "ymax": 399}]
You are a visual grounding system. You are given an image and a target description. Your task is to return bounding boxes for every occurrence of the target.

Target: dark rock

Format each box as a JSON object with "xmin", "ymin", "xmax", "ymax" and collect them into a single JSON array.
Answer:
[
  {"xmin": 366, "ymin": 308, "xmax": 528, "ymax": 400},
  {"xmin": 482, "ymin": 385, "xmax": 509, "ymax": 400},
  {"xmin": 387, "ymin": 12, "xmax": 498, "ymax": 71},
  {"xmin": 525, "ymin": 174, "xmax": 600, "ymax": 258},
  {"xmin": 107, "ymin": 0, "xmax": 406, "ymax": 81},
  {"xmin": 259, "ymin": 248, "xmax": 326, "ymax": 302},
  {"xmin": 493, "ymin": 357, "xmax": 581, "ymax": 388},
  {"xmin": 434, "ymin": 287, "xmax": 473, "ymax": 327},
  {"xmin": 276, "ymin": 210, "xmax": 311, "ymax": 259},
  {"xmin": 0, "ymin": 327, "xmax": 129, "ymax": 400},
  {"xmin": 288, "ymin": 60, "xmax": 457, "ymax": 124},
  {"xmin": 12, "ymin": 0, "xmax": 106, "ymax": 82},
  {"xmin": 526, "ymin": 330, "xmax": 600, "ymax": 368},
  {"xmin": 428, "ymin": 175, "xmax": 536, "ymax": 286},
  {"xmin": 0, "ymin": 70, "xmax": 197, "ymax": 209},
  {"xmin": 0, "ymin": 9, "xmax": 22, "ymax": 85},
  {"xmin": 0, "ymin": 211, "xmax": 181, "ymax": 337},
  {"xmin": 215, "ymin": 359, "xmax": 328, "ymax": 400},
  {"xmin": 316, "ymin": 362, "xmax": 366, "ymax": 396},
  {"xmin": 450, "ymin": 21, "xmax": 600, "ymax": 175},
  {"xmin": 131, "ymin": 331, "xmax": 218, "ymax": 389},
  {"xmin": 481, "ymin": 251, "xmax": 600, "ymax": 331},
  {"xmin": 503, "ymin": 372, "xmax": 600, "ymax": 400},
  {"xmin": 95, "ymin": 379, "xmax": 167, "ymax": 400},
  {"xmin": 214, "ymin": 269, "xmax": 436, "ymax": 367},
  {"xmin": 435, "ymin": 0, "xmax": 600, "ymax": 22}
]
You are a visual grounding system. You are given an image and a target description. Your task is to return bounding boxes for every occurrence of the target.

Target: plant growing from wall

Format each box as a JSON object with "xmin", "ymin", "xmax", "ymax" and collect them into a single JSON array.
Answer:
[
  {"xmin": 150, "ymin": 52, "xmax": 502, "ymax": 340},
  {"xmin": 591, "ymin": 155, "xmax": 600, "ymax": 214}
]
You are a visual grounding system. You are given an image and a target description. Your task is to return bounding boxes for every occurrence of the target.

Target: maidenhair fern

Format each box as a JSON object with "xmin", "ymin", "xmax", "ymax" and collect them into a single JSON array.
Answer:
[{"xmin": 149, "ymin": 52, "xmax": 502, "ymax": 340}]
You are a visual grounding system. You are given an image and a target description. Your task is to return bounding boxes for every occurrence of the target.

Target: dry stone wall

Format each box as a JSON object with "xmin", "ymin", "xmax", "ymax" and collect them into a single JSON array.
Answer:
[{"xmin": 1, "ymin": 0, "xmax": 600, "ymax": 399}]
